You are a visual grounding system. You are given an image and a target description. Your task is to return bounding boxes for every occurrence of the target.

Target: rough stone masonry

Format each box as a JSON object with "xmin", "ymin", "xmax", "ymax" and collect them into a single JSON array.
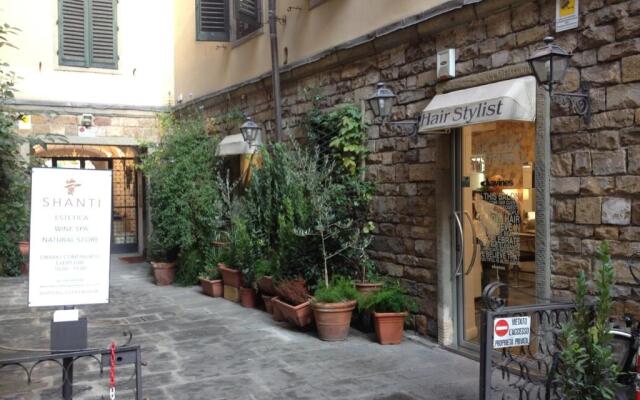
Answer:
[{"xmin": 180, "ymin": 0, "xmax": 640, "ymax": 338}]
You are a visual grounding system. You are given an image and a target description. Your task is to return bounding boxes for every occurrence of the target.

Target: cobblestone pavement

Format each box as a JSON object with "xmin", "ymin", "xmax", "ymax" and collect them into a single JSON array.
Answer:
[{"xmin": 0, "ymin": 255, "xmax": 479, "ymax": 400}]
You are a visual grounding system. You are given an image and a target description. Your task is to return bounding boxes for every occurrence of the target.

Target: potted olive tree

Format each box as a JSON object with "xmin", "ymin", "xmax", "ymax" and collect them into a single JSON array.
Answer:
[{"xmin": 359, "ymin": 282, "xmax": 416, "ymax": 345}]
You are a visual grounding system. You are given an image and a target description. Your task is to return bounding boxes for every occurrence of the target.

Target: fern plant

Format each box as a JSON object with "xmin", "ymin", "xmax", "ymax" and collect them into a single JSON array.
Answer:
[{"xmin": 559, "ymin": 242, "xmax": 620, "ymax": 399}]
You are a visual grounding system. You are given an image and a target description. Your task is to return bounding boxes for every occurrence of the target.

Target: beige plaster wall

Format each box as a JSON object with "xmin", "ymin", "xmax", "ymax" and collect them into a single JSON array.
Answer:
[
  {"xmin": 173, "ymin": 0, "xmax": 448, "ymax": 101},
  {"xmin": 1, "ymin": 0, "xmax": 175, "ymax": 107}
]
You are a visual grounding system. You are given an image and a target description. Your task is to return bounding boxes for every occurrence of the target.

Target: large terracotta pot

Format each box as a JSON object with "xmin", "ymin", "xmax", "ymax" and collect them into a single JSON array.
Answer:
[
  {"xmin": 272, "ymin": 297, "xmax": 313, "ymax": 328},
  {"xmin": 18, "ymin": 241, "xmax": 29, "ymax": 256},
  {"xmin": 18, "ymin": 241, "xmax": 29, "ymax": 276},
  {"xmin": 200, "ymin": 278, "xmax": 223, "ymax": 297},
  {"xmin": 271, "ymin": 297, "xmax": 285, "ymax": 322},
  {"xmin": 257, "ymin": 276, "xmax": 276, "ymax": 296},
  {"xmin": 312, "ymin": 300, "xmax": 357, "ymax": 341},
  {"xmin": 151, "ymin": 261, "xmax": 176, "ymax": 286},
  {"xmin": 218, "ymin": 263, "xmax": 243, "ymax": 288},
  {"xmin": 355, "ymin": 282, "xmax": 382, "ymax": 295},
  {"xmin": 262, "ymin": 295, "xmax": 274, "ymax": 314},
  {"xmin": 240, "ymin": 287, "xmax": 256, "ymax": 308},
  {"xmin": 373, "ymin": 311, "xmax": 408, "ymax": 345}
]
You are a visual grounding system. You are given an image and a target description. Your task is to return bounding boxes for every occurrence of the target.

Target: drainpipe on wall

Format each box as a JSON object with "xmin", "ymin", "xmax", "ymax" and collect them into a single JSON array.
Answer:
[{"xmin": 268, "ymin": 0, "xmax": 283, "ymax": 142}]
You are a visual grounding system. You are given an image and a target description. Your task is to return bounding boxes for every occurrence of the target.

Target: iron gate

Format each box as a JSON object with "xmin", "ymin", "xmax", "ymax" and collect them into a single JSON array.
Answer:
[{"xmin": 479, "ymin": 282, "xmax": 576, "ymax": 400}]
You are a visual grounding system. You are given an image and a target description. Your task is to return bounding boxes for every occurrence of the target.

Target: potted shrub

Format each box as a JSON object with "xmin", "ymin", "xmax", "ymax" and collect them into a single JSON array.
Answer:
[
  {"xmin": 312, "ymin": 276, "xmax": 359, "ymax": 341},
  {"xmin": 255, "ymin": 258, "xmax": 277, "ymax": 313},
  {"xmin": 199, "ymin": 264, "xmax": 222, "ymax": 297},
  {"xmin": 148, "ymin": 238, "xmax": 177, "ymax": 286},
  {"xmin": 359, "ymin": 282, "xmax": 416, "ymax": 345},
  {"xmin": 18, "ymin": 240, "xmax": 29, "ymax": 276},
  {"xmin": 273, "ymin": 279, "xmax": 313, "ymax": 327}
]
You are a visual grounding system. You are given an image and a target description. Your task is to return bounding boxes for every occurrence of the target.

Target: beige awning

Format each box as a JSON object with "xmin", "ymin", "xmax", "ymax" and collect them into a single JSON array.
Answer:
[
  {"xmin": 217, "ymin": 132, "xmax": 263, "ymax": 156},
  {"xmin": 419, "ymin": 76, "xmax": 537, "ymax": 133}
]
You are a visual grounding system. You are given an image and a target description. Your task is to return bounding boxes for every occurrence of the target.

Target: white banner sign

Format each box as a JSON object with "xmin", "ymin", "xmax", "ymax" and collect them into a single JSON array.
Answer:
[
  {"xmin": 556, "ymin": 0, "xmax": 579, "ymax": 32},
  {"xmin": 493, "ymin": 316, "xmax": 531, "ymax": 349},
  {"xmin": 29, "ymin": 168, "xmax": 112, "ymax": 307}
]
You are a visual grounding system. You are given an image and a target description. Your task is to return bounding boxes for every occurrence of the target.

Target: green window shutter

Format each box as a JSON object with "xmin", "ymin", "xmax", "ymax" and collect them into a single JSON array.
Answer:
[
  {"xmin": 89, "ymin": 0, "xmax": 118, "ymax": 69},
  {"xmin": 59, "ymin": 0, "xmax": 88, "ymax": 67},
  {"xmin": 197, "ymin": 0, "xmax": 229, "ymax": 41},
  {"xmin": 236, "ymin": 0, "xmax": 261, "ymax": 39}
]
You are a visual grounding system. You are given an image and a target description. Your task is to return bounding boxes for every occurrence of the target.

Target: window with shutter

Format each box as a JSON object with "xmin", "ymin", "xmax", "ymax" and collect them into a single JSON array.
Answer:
[
  {"xmin": 59, "ymin": 0, "xmax": 118, "ymax": 69},
  {"xmin": 235, "ymin": 0, "xmax": 261, "ymax": 40},
  {"xmin": 197, "ymin": 0, "xmax": 230, "ymax": 41}
]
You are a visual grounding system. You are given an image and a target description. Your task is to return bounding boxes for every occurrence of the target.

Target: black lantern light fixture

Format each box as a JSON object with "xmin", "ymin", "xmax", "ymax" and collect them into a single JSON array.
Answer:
[
  {"xmin": 527, "ymin": 36, "xmax": 591, "ymax": 123},
  {"xmin": 366, "ymin": 82, "xmax": 421, "ymax": 135},
  {"xmin": 240, "ymin": 116, "xmax": 261, "ymax": 147}
]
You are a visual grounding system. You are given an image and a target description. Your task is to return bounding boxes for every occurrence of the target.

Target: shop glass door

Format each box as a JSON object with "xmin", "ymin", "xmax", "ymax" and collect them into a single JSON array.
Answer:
[{"xmin": 454, "ymin": 121, "xmax": 537, "ymax": 348}]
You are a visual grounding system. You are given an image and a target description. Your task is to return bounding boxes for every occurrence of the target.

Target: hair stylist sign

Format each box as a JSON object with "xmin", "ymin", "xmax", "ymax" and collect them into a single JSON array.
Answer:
[{"xmin": 29, "ymin": 168, "xmax": 112, "ymax": 307}]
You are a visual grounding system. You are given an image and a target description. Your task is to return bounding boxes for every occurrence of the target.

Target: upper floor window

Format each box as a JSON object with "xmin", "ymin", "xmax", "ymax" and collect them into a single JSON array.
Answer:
[
  {"xmin": 59, "ymin": 0, "xmax": 118, "ymax": 69},
  {"xmin": 197, "ymin": 0, "xmax": 262, "ymax": 42}
]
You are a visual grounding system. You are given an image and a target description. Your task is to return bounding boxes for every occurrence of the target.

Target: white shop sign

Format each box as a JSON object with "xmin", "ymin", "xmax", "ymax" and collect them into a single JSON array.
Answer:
[
  {"xmin": 28, "ymin": 168, "xmax": 112, "ymax": 307},
  {"xmin": 493, "ymin": 316, "xmax": 531, "ymax": 349}
]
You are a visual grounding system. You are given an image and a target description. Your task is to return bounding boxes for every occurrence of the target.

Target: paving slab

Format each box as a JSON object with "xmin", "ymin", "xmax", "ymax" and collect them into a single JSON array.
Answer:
[{"xmin": 0, "ymin": 255, "xmax": 479, "ymax": 400}]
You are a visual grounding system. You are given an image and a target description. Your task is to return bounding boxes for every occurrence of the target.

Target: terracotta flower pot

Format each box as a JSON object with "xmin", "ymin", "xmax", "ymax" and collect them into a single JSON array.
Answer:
[
  {"xmin": 373, "ymin": 311, "xmax": 408, "ymax": 345},
  {"xmin": 218, "ymin": 263, "xmax": 243, "ymax": 288},
  {"xmin": 200, "ymin": 278, "xmax": 223, "ymax": 297},
  {"xmin": 312, "ymin": 300, "xmax": 357, "ymax": 341},
  {"xmin": 257, "ymin": 276, "xmax": 276, "ymax": 296},
  {"xmin": 272, "ymin": 297, "xmax": 313, "ymax": 328},
  {"xmin": 151, "ymin": 261, "xmax": 176, "ymax": 286},
  {"xmin": 18, "ymin": 241, "xmax": 29, "ymax": 276},
  {"xmin": 262, "ymin": 294, "xmax": 274, "ymax": 314},
  {"xmin": 271, "ymin": 297, "xmax": 285, "ymax": 322},
  {"xmin": 240, "ymin": 287, "xmax": 256, "ymax": 308},
  {"xmin": 18, "ymin": 241, "xmax": 29, "ymax": 256},
  {"xmin": 355, "ymin": 282, "xmax": 383, "ymax": 295}
]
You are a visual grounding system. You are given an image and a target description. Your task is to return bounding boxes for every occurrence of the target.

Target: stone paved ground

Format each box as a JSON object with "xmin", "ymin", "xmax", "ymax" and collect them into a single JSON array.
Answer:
[{"xmin": 0, "ymin": 256, "xmax": 479, "ymax": 400}]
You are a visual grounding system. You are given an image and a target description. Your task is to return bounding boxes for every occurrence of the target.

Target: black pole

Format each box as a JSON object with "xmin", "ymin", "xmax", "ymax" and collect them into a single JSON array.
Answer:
[
  {"xmin": 62, "ymin": 357, "xmax": 73, "ymax": 400},
  {"xmin": 268, "ymin": 0, "xmax": 283, "ymax": 142}
]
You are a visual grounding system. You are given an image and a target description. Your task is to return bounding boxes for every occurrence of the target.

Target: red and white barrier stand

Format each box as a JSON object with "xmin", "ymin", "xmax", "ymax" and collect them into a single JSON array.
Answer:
[{"xmin": 110, "ymin": 342, "xmax": 116, "ymax": 400}]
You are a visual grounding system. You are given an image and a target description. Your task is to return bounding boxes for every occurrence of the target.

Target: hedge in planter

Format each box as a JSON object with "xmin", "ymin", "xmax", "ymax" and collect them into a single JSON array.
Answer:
[{"xmin": 139, "ymin": 114, "xmax": 225, "ymax": 284}]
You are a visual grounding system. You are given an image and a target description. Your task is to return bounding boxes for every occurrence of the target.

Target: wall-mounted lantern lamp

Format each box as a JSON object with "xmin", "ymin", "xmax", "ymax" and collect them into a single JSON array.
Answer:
[
  {"xmin": 527, "ymin": 36, "xmax": 591, "ymax": 123},
  {"xmin": 366, "ymin": 82, "xmax": 421, "ymax": 135},
  {"xmin": 240, "ymin": 116, "xmax": 262, "ymax": 148}
]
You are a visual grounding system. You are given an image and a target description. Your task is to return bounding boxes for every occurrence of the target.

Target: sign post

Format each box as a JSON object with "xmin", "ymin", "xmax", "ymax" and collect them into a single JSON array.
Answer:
[{"xmin": 28, "ymin": 168, "xmax": 112, "ymax": 400}]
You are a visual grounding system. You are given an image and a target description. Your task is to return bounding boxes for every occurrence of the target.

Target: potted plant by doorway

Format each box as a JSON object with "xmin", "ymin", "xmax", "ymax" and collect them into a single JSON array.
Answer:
[
  {"xmin": 199, "ymin": 263, "xmax": 222, "ymax": 297},
  {"xmin": 359, "ymin": 282, "xmax": 416, "ymax": 345},
  {"xmin": 148, "ymin": 238, "xmax": 177, "ymax": 286},
  {"xmin": 312, "ymin": 276, "xmax": 359, "ymax": 341},
  {"xmin": 255, "ymin": 258, "xmax": 277, "ymax": 313}
]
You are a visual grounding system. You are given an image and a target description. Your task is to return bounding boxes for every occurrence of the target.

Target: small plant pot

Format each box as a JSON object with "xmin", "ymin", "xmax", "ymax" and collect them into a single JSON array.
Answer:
[
  {"xmin": 240, "ymin": 287, "xmax": 256, "ymax": 308},
  {"xmin": 373, "ymin": 311, "xmax": 408, "ymax": 345},
  {"xmin": 200, "ymin": 278, "xmax": 223, "ymax": 297},
  {"xmin": 18, "ymin": 241, "xmax": 29, "ymax": 256},
  {"xmin": 262, "ymin": 295, "xmax": 274, "ymax": 314},
  {"xmin": 312, "ymin": 300, "xmax": 357, "ymax": 341},
  {"xmin": 272, "ymin": 297, "xmax": 313, "ymax": 328},
  {"xmin": 212, "ymin": 240, "xmax": 229, "ymax": 248},
  {"xmin": 271, "ymin": 297, "xmax": 285, "ymax": 321},
  {"xmin": 355, "ymin": 282, "xmax": 383, "ymax": 295},
  {"xmin": 151, "ymin": 262, "xmax": 176, "ymax": 286},
  {"xmin": 257, "ymin": 276, "xmax": 276, "ymax": 296},
  {"xmin": 218, "ymin": 263, "xmax": 243, "ymax": 288}
]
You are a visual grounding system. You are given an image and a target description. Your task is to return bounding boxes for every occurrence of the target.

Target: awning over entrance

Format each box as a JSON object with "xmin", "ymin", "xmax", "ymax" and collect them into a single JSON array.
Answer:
[
  {"xmin": 217, "ymin": 133, "xmax": 263, "ymax": 156},
  {"xmin": 419, "ymin": 76, "xmax": 537, "ymax": 133}
]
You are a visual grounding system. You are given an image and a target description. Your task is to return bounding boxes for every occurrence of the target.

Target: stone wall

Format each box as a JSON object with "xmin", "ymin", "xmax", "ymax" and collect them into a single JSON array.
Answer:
[
  {"xmin": 14, "ymin": 106, "xmax": 161, "ymax": 143},
  {"xmin": 186, "ymin": 0, "xmax": 640, "ymax": 337}
]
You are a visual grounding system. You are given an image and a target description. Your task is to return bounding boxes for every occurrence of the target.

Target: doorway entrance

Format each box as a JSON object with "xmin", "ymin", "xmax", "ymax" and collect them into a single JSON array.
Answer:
[
  {"xmin": 453, "ymin": 121, "xmax": 538, "ymax": 350},
  {"xmin": 35, "ymin": 145, "xmax": 140, "ymax": 254}
]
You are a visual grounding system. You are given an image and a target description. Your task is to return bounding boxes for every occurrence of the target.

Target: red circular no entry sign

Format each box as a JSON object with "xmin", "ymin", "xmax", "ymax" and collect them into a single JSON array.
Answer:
[{"xmin": 495, "ymin": 319, "xmax": 509, "ymax": 337}]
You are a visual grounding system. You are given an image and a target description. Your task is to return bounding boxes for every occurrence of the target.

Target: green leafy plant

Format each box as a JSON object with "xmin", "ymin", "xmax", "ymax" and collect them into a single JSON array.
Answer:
[
  {"xmin": 139, "ymin": 113, "xmax": 225, "ymax": 284},
  {"xmin": 199, "ymin": 263, "xmax": 220, "ymax": 280},
  {"xmin": 313, "ymin": 276, "xmax": 359, "ymax": 304},
  {"xmin": 559, "ymin": 242, "xmax": 621, "ymax": 400},
  {"xmin": 225, "ymin": 215, "xmax": 263, "ymax": 287},
  {"xmin": 359, "ymin": 282, "xmax": 417, "ymax": 313}
]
